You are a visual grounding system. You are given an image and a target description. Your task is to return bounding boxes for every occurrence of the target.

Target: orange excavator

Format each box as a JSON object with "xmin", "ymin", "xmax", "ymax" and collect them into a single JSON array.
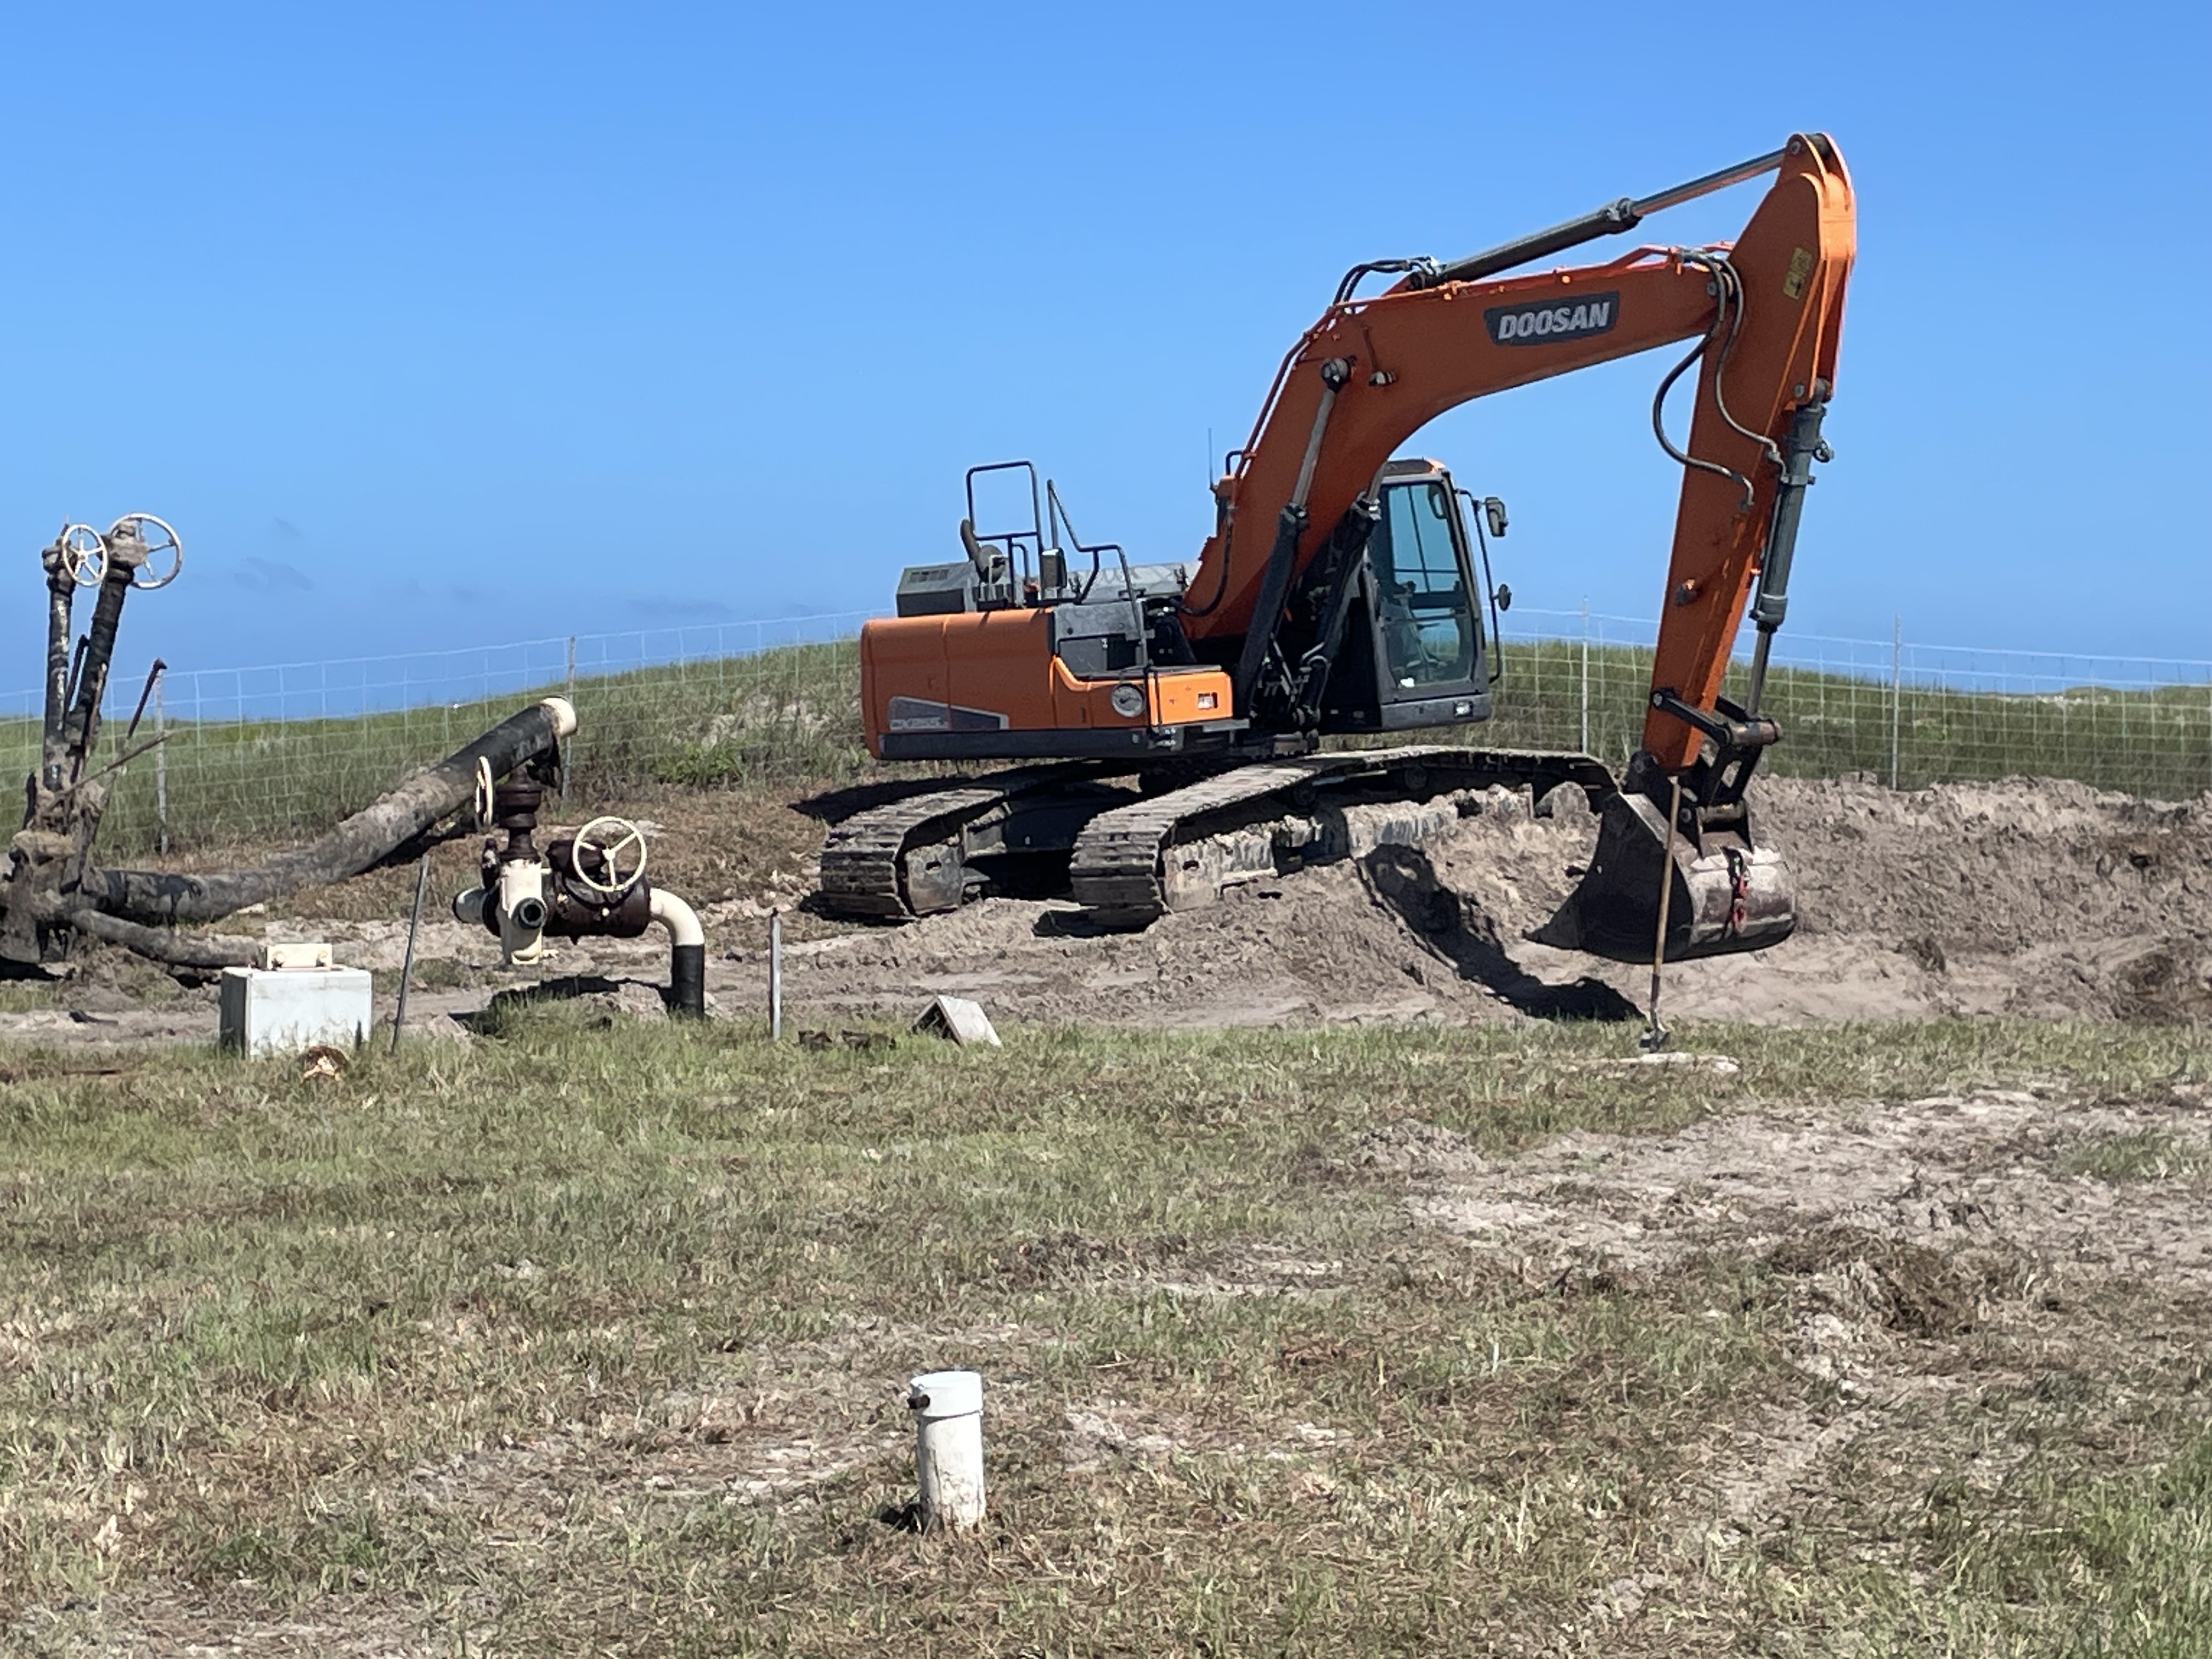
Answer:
[{"xmin": 823, "ymin": 134, "xmax": 1854, "ymax": 963}]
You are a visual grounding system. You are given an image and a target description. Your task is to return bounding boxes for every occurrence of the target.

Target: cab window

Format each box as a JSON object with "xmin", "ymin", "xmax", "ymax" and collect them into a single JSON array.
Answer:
[{"xmin": 1373, "ymin": 481, "xmax": 1477, "ymax": 689}]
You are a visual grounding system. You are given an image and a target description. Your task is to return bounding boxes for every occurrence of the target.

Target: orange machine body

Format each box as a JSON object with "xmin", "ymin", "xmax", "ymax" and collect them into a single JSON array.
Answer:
[{"xmin": 861, "ymin": 610, "xmax": 1232, "ymax": 759}]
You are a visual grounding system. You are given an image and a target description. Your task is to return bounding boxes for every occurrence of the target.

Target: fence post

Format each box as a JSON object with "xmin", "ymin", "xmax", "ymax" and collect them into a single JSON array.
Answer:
[
  {"xmin": 1889, "ymin": 614, "xmax": 1903, "ymax": 790},
  {"xmin": 563, "ymin": 635, "xmax": 578, "ymax": 803},
  {"xmin": 1579, "ymin": 598, "xmax": 1590, "ymax": 755},
  {"xmin": 154, "ymin": 675, "xmax": 169, "ymax": 855}
]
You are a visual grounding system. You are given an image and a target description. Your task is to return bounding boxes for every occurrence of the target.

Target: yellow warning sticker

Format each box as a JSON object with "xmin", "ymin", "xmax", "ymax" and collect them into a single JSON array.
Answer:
[{"xmin": 1782, "ymin": 246, "xmax": 1815, "ymax": 301}]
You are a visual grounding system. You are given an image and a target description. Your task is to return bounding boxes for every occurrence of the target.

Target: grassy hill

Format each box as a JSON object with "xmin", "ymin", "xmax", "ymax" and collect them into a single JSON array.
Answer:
[{"xmin": 5, "ymin": 634, "xmax": 2203, "ymax": 856}]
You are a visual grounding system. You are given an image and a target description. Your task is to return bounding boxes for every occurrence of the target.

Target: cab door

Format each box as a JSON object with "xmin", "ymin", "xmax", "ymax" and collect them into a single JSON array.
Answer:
[{"xmin": 1363, "ymin": 469, "xmax": 1492, "ymax": 729}]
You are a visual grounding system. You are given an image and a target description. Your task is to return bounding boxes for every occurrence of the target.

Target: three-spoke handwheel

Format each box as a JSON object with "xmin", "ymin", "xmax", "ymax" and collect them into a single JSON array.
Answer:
[
  {"xmin": 110, "ymin": 513, "xmax": 184, "ymax": 589},
  {"xmin": 571, "ymin": 815, "xmax": 649, "ymax": 897}
]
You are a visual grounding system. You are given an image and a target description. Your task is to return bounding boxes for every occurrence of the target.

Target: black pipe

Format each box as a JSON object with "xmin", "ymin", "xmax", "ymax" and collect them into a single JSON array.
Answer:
[
  {"xmin": 87, "ymin": 698, "xmax": 573, "ymax": 924},
  {"xmin": 60, "ymin": 551, "xmax": 139, "ymax": 774},
  {"xmin": 669, "ymin": 942, "xmax": 706, "ymax": 1018},
  {"xmin": 41, "ymin": 552, "xmax": 74, "ymax": 785}
]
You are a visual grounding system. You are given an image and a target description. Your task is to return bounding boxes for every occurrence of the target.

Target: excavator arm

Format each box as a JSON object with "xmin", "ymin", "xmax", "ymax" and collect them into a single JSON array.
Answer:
[
  {"xmin": 1191, "ymin": 134, "xmax": 1854, "ymax": 773},
  {"xmin": 1189, "ymin": 134, "xmax": 1855, "ymax": 962}
]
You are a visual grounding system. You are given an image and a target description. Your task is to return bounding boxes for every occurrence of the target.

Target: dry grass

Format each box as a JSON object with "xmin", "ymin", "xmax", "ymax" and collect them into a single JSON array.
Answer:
[{"xmin": 2, "ymin": 1017, "xmax": 2208, "ymax": 1655}]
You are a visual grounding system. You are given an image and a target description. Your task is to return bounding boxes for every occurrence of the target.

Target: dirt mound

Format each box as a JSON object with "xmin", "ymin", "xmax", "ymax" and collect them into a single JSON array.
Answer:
[{"xmin": 711, "ymin": 775, "xmax": 2211, "ymax": 1030}]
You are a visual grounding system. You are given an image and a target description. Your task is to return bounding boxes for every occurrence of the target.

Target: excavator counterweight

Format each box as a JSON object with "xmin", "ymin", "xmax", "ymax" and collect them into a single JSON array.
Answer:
[{"xmin": 826, "ymin": 137, "xmax": 1856, "ymax": 971}]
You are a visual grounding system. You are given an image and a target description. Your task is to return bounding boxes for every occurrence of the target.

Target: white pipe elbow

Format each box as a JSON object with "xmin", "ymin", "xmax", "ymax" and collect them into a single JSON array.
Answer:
[{"xmin": 648, "ymin": 887, "xmax": 704, "ymax": 948}]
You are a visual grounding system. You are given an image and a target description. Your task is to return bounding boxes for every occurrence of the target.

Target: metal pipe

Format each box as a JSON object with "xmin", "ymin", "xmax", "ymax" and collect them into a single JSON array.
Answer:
[
  {"xmin": 61, "ymin": 547, "xmax": 140, "ymax": 778},
  {"xmin": 41, "ymin": 555, "xmax": 74, "ymax": 787},
  {"xmin": 1408, "ymin": 144, "xmax": 1792, "ymax": 289},
  {"xmin": 1641, "ymin": 774, "xmax": 1685, "ymax": 1052},
  {"xmin": 392, "ymin": 855, "xmax": 431, "ymax": 1054},
  {"xmin": 651, "ymin": 887, "xmax": 706, "ymax": 1018}
]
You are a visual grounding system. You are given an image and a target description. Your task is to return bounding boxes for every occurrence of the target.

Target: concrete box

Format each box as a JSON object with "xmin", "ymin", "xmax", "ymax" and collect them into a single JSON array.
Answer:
[{"xmin": 218, "ymin": 966, "xmax": 374, "ymax": 1057}]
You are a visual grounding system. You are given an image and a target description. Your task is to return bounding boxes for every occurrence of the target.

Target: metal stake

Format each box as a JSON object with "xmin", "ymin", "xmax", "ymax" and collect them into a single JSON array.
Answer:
[
  {"xmin": 1579, "ymin": 597, "xmax": 1590, "ymax": 754},
  {"xmin": 768, "ymin": 910, "xmax": 783, "ymax": 1042},
  {"xmin": 563, "ymin": 635, "xmax": 577, "ymax": 804},
  {"xmin": 1641, "ymin": 775, "xmax": 1684, "ymax": 1052},
  {"xmin": 392, "ymin": 855, "xmax": 432, "ymax": 1055},
  {"xmin": 154, "ymin": 675, "xmax": 168, "ymax": 855},
  {"xmin": 1889, "ymin": 614, "xmax": 1903, "ymax": 790}
]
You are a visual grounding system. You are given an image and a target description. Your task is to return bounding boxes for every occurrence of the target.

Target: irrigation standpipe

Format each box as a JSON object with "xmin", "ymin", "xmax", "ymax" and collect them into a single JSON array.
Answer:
[{"xmin": 451, "ymin": 717, "xmax": 708, "ymax": 1017}]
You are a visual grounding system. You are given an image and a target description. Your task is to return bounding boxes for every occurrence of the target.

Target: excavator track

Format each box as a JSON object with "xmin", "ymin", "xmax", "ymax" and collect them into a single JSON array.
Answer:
[
  {"xmin": 819, "ymin": 763, "xmax": 1137, "ymax": 919},
  {"xmin": 1068, "ymin": 744, "xmax": 1616, "ymax": 928}
]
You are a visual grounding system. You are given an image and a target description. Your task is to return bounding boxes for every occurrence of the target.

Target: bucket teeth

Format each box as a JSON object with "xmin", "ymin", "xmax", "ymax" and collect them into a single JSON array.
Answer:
[{"xmin": 1531, "ymin": 788, "xmax": 1796, "ymax": 963}]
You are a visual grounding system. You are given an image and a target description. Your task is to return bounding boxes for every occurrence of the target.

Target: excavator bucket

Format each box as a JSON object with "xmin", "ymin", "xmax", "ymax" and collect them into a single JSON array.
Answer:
[{"xmin": 1529, "ymin": 787, "xmax": 1796, "ymax": 964}]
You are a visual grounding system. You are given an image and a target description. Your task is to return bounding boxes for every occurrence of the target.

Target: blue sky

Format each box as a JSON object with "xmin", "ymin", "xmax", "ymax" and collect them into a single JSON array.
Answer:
[{"xmin": 1, "ymin": 1, "xmax": 2205, "ymax": 688}]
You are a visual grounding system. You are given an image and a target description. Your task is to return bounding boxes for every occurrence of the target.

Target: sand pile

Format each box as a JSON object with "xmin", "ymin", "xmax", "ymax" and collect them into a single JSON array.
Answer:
[{"xmin": 732, "ymin": 775, "xmax": 2212, "ymax": 1029}]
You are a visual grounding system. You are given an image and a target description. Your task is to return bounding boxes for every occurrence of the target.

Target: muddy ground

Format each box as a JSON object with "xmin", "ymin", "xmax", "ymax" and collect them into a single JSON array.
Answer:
[{"xmin": 3, "ymin": 774, "xmax": 2208, "ymax": 1046}]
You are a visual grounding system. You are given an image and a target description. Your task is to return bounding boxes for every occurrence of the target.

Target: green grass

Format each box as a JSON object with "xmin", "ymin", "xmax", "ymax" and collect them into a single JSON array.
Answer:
[
  {"xmin": 3, "ymin": 1015, "xmax": 2208, "ymax": 1654},
  {"xmin": 0, "ymin": 639, "xmax": 874, "ymax": 856},
  {"xmin": 14, "ymin": 630, "xmax": 2210, "ymax": 859},
  {"xmin": 2061, "ymin": 1130, "xmax": 2211, "ymax": 1183}
]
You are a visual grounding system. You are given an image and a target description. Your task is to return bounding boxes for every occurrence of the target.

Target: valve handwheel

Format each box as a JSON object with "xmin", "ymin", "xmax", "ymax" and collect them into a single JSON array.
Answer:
[
  {"xmin": 571, "ymin": 815, "xmax": 649, "ymax": 898},
  {"xmin": 110, "ymin": 513, "xmax": 184, "ymax": 590},
  {"xmin": 58, "ymin": 524, "xmax": 108, "ymax": 588},
  {"xmin": 473, "ymin": 757, "xmax": 496, "ymax": 829}
]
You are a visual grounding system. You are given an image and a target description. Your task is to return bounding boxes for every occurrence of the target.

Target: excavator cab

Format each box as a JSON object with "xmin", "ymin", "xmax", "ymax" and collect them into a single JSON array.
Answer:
[{"xmin": 1318, "ymin": 460, "xmax": 1494, "ymax": 734}]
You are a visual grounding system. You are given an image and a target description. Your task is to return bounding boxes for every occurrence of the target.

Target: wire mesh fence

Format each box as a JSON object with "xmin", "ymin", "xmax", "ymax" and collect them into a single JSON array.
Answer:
[
  {"xmin": 1492, "ymin": 607, "xmax": 2212, "ymax": 798},
  {"xmin": 4, "ymin": 605, "xmax": 2207, "ymax": 857},
  {"xmin": 0, "ymin": 614, "xmax": 879, "ymax": 856}
]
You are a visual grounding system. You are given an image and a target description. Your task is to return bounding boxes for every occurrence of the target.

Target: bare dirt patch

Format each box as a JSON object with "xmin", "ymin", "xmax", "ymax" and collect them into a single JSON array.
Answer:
[
  {"xmin": 1395, "ymin": 1084, "xmax": 2212, "ymax": 1551},
  {"xmin": 7, "ymin": 774, "xmax": 2207, "ymax": 1045},
  {"xmin": 715, "ymin": 774, "xmax": 2212, "ymax": 1032}
]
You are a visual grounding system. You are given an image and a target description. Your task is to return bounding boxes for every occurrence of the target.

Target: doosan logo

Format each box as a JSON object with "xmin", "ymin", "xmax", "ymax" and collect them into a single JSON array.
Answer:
[{"xmin": 1484, "ymin": 291, "xmax": 1620, "ymax": 346}]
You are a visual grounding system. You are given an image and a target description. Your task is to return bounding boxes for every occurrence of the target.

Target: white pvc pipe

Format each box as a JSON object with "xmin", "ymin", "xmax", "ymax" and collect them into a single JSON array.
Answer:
[
  {"xmin": 539, "ymin": 695, "xmax": 579, "ymax": 738},
  {"xmin": 769, "ymin": 910, "xmax": 783, "ymax": 1041},
  {"xmin": 648, "ymin": 887, "xmax": 704, "ymax": 947},
  {"xmin": 908, "ymin": 1370, "xmax": 985, "ymax": 1531}
]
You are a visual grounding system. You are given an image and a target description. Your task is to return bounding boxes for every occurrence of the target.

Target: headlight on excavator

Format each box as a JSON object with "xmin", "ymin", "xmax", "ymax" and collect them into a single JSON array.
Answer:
[{"xmin": 1110, "ymin": 683, "xmax": 1146, "ymax": 718}]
